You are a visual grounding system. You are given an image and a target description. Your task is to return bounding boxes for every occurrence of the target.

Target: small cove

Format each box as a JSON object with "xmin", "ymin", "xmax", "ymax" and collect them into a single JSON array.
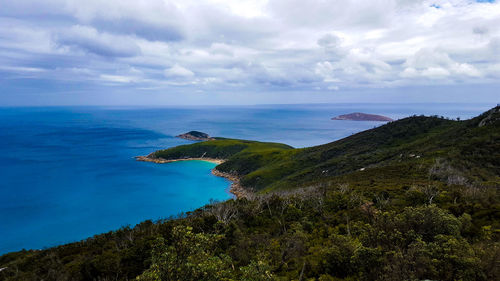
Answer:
[{"xmin": 0, "ymin": 103, "xmax": 491, "ymax": 254}]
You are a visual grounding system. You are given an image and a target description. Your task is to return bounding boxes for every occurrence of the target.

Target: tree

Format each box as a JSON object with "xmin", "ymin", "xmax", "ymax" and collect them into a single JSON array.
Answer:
[{"xmin": 137, "ymin": 226, "xmax": 233, "ymax": 281}]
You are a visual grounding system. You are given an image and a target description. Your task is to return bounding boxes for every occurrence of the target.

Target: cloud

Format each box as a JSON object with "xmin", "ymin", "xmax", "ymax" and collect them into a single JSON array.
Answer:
[
  {"xmin": 164, "ymin": 64, "xmax": 195, "ymax": 78},
  {"xmin": 315, "ymin": 61, "xmax": 339, "ymax": 82},
  {"xmin": 55, "ymin": 25, "xmax": 141, "ymax": 57},
  {"xmin": 100, "ymin": 74, "xmax": 135, "ymax": 83},
  {"xmin": 401, "ymin": 48, "xmax": 482, "ymax": 80},
  {"xmin": 421, "ymin": 67, "xmax": 451, "ymax": 78},
  {"xmin": 93, "ymin": 18, "xmax": 184, "ymax": 42},
  {"xmin": 0, "ymin": 0, "xmax": 499, "ymax": 105},
  {"xmin": 317, "ymin": 34, "xmax": 341, "ymax": 49}
]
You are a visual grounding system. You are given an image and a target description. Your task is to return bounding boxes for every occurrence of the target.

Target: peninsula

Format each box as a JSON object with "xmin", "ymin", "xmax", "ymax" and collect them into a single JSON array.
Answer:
[
  {"xmin": 136, "ymin": 138, "xmax": 294, "ymax": 198},
  {"xmin": 332, "ymin": 112, "xmax": 394, "ymax": 121},
  {"xmin": 4, "ymin": 107, "xmax": 499, "ymax": 281},
  {"xmin": 176, "ymin": 131, "xmax": 214, "ymax": 141}
]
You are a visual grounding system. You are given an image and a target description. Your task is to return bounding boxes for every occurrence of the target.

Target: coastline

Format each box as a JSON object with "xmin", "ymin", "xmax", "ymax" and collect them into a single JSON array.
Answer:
[
  {"xmin": 135, "ymin": 156, "xmax": 225, "ymax": 165},
  {"xmin": 211, "ymin": 169, "xmax": 251, "ymax": 199},
  {"xmin": 135, "ymin": 156, "xmax": 249, "ymax": 199}
]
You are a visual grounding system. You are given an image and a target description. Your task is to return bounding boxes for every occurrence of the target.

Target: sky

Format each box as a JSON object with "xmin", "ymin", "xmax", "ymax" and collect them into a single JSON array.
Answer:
[{"xmin": 0, "ymin": 0, "xmax": 499, "ymax": 106}]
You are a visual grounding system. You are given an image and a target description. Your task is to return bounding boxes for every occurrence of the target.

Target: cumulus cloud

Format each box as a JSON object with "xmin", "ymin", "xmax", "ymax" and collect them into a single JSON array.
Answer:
[
  {"xmin": 0, "ymin": 0, "xmax": 499, "ymax": 100},
  {"xmin": 401, "ymin": 48, "xmax": 482, "ymax": 80},
  {"xmin": 164, "ymin": 64, "xmax": 195, "ymax": 78}
]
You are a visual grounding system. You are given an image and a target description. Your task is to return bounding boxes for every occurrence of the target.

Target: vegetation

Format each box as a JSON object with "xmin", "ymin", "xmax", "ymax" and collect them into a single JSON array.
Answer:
[
  {"xmin": 152, "ymin": 138, "xmax": 293, "ymax": 161},
  {"xmin": 156, "ymin": 107, "xmax": 499, "ymax": 192},
  {"xmin": 1, "ymin": 107, "xmax": 499, "ymax": 281},
  {"xmin": 183, "ymin": 131, "xmax": 210, "ymax": 138}
]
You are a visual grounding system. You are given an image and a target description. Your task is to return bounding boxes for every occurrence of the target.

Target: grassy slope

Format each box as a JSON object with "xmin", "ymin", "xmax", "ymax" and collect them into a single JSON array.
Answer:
[
  {"xmin": 153, "ymin": 106, "xmax": 500, "ymax": 192},
  {"xmin": 152, "ymin": 138, "xmax": 293, "ymax": 161}
]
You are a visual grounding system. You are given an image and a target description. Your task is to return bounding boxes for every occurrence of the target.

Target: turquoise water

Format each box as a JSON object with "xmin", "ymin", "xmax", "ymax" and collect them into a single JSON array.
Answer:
[{"xmin": 0, "ymin": 103, "xmax": 493, "ymax": 253}]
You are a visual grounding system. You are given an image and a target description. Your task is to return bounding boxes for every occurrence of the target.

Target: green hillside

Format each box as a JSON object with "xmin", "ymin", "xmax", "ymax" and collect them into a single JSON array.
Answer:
[
  {"xmin": 153, "ymin": 106, "xmax": 499, "ymax": 192},
  {"xmin": 152, "ymin": 138, "xmax": 294, "ymax": 161},
  {"xmin": 1, "ymin": 107, "xmax": 499, "ymax": 281}
]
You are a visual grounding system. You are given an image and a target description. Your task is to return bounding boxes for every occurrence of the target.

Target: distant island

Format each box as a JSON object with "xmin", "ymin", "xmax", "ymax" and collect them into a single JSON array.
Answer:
[
  {"xmin": 176, "ymin": 131, "xmax": 214, "ymax": 141},
  {"xmin": 2, "ymin": 106, "xmax": 499, "ymax": 281},
  {"xmin": 332, "ymin": 112, "xmax": 394, "ymax": 121}
]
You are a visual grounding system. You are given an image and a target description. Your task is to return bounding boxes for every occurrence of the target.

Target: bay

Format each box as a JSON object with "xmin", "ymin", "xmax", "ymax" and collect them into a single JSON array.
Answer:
[{"xmin": 0, "ymin": 103, "xmax": 492, "ymax": 253}]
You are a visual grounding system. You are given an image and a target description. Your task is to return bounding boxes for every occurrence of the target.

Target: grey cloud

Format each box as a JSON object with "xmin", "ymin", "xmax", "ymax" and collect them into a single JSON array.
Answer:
[
  {"xmin": 92, "ymin": 18, "xmax": 184, "ymax": 42},
  {"xmin": 317, "ymin": 33, "xmax": 346, "ymax": 60},
  {"xmin": 189, "ymin": 6, "xmax": 280, "ymax": 47},
  {"xmin": 248, "ymin": 62, "xmax": 320, "ymax": 88},
  {"xmin": 473, "ymin": 26, "xmax": 489, "ymax": 35},
  {"xmin": 1, "ymin": 0, "xmax": 499, "ymax": 98},
  {"xmin": 1, "ymin": 0, "xmax": 186, "ymax": 42},
  {"xmin": 317, "ymin": 34, "xmax": 341, "ymax": 49},
  {"xmin": 267, "ymin": 0, "xmax": 395, "ymax": 28},
  {"xmin": 55, "ymin": 25, "xmax": 141, "ymax": 57},
  {"xmin": 490, "ymin": 37, "xmax": 500, "ymax": 53},
  {"xmin": 209, "ymin": 43, "xmax": 235, "ymax": 57}
]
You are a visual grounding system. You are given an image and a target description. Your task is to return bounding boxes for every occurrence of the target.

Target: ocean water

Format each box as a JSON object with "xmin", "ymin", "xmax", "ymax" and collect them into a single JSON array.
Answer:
[{"xmin": 0, "ymin": 103, "xmax": 493, "ymax": 254}]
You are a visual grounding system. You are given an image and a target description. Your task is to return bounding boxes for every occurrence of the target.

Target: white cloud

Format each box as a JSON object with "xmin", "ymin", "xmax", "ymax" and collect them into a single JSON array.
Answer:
[
  {"xmin": 164, "ymin": 64, "xmax": 195, "ymax": 78},
  {"xmin": 100, "ymin": 74, "xmax": 135, "ymax": 83},
  {"xmin": 315, "ymin": 61, "xmax": 337, "ymax": 82},
  {"xmin": 453, "ymin": 63, "xmax": 481, "ymax": 77},
  {"xmin": 400, "ymin": 67, "xmax": 419, "ymax": 78},
  {"xmin": 422, "ymin": 67, "xmax": 451, "ymax": 78},
  {"xmin": 0, "ymin": 66, "xmax": 46, "ymax": 73},
  {"xmin": 0, "ymin": 0, "xmax": 499, "ymax": 98}
]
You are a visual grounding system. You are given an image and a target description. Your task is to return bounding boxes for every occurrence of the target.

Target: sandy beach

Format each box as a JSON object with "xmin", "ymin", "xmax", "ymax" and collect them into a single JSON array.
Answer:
[{"xmin": 135, "ymin": 156, "xmax": 225, "ymax": 165}]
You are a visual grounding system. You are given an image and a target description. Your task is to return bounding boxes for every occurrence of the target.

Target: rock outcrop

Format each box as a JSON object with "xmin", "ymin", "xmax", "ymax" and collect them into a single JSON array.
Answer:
[{"xmin": 176, "ymin": 131, "xmax": 214, "ymax": 141}]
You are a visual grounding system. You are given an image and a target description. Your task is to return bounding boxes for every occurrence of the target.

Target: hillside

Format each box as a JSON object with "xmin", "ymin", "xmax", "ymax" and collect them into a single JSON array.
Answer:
[
  {"xmin": 1, "ymin": 107, "xmax": 499, "ymax": 281},
  {"xmin": 151, "ymin": 107, "xmax": 499, "ymax": 193},
  {"xmin": 150, "ymin": 138, "xmax": 293, "ymax": 161}
]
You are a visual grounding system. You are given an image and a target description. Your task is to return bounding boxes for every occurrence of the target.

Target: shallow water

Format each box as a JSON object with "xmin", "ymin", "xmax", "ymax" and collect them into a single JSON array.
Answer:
[{"xmin": 0, "ymin": 103, "xmax": 493, "ymax": 253}]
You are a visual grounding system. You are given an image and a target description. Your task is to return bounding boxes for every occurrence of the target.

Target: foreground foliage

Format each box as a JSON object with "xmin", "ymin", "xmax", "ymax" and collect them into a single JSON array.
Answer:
[{"xmin": 1, "ymin": 183, "xmax": 498, "ymax": 280}]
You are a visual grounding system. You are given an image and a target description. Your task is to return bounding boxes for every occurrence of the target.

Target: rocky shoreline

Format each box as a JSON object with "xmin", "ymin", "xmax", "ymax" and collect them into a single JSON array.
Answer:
[
  {"xmin": 211, "ymin": 169, "xmax": 251, "ymax": 199},
  {"xmin": 176, "ymin": 131, "xmax": 214, "ymax": 141},
  {"xmin": 135, "ymin": 156, "xmax": 249, "ymax": 199}
]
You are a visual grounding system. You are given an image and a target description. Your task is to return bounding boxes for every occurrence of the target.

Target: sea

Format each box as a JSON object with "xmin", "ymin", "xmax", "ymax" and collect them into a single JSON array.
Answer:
[{"xmin": 0, "ymin": 103, "xmax": 494, "ymax": 254}]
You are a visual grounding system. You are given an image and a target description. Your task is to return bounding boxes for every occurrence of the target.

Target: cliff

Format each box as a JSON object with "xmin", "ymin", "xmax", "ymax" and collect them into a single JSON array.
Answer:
[{"xmin": 176, "ymin": 131, "xmax": 214, "ymax": 141}]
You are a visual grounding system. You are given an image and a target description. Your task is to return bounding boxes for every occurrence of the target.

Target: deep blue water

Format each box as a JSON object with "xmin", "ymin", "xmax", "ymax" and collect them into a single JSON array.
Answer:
[{"xmin": 0, "ymin": 103, "xmax": 493, "ymax": 254}]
